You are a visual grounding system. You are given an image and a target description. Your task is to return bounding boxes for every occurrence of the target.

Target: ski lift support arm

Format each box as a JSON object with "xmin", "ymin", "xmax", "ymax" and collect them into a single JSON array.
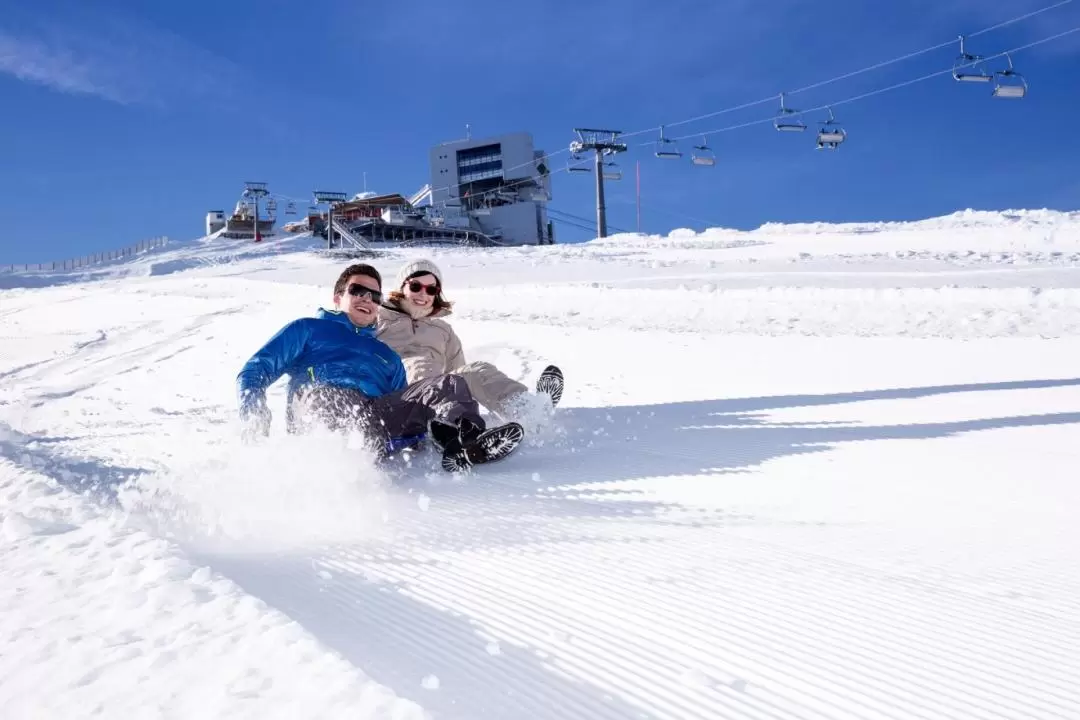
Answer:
[
  {"xmin": 243, "ymin": 181, "xmax": 269, "ymax": 198},
  {"xmin": 313, "ymin": 190, "xmax": 348, "ymax": 204},
  {"xmin": 569, "ymin": 128, "xmax": 628, "ymax": 240}
]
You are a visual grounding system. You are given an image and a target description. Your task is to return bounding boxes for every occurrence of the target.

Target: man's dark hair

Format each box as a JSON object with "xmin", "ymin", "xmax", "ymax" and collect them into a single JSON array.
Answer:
[{"xmin": 334, "ymin": 263, "xmax": 382, "ymax": 296}]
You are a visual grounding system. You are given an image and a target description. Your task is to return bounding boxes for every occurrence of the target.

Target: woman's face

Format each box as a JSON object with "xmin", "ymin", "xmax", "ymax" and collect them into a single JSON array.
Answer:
[{"xmin": 402, "ymin": 273, "xmax": 439, "ymax": 312}]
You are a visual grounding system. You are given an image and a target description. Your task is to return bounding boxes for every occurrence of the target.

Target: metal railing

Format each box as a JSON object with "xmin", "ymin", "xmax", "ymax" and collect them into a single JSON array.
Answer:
[
  {"xmin": 330, "ymin": 218, "xmax": 371, "ymax": 251},
  {"xmin": 3, "ymin": 236, "xmax": 169, "ymax": 273}
]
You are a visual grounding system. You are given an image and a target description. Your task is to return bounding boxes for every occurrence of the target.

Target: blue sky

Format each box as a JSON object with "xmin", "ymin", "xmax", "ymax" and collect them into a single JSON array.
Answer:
[{"xmin": 1, "ymin": 0, "xmax": 1079, "ymax": 264}]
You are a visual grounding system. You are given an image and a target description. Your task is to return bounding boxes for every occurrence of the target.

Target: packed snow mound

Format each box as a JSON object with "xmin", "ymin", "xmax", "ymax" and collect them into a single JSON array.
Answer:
[
  {"xmin": 0, "ymin": 232, "xmax": 325, "ymax": 290},
  {"xmin": 755, "ymin": 208, "xmax": 1080, "ymax": 234},
  {"xmin": 591, "ymin": 208, "xmax": 1080, "ymax": 254}
]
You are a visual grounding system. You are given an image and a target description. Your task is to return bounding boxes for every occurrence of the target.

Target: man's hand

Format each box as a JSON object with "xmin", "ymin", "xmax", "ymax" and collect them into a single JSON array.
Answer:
[{"xmin": 239, "ymin": 396, "xmax": 271, "ymax": 444}]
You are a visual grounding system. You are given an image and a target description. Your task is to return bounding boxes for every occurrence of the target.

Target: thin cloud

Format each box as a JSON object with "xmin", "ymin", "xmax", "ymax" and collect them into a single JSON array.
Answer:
[
  {"xmin": 0, "ymin": 16, "xmax": 246, "ymax": 108},
  {"xmin": 0, "ymin": 30, "xmax": 133, "ymax": 103}
]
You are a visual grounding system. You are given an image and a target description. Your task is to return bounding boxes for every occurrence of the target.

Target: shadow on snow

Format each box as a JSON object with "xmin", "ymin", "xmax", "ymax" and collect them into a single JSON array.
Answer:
[
  {"xmin": 3, "ymin": 377, "xmax": 1079, "ymax": 719},
  {"xmin": 198, "ymin": 377, "xmax": 1080, "ymax": 720}
]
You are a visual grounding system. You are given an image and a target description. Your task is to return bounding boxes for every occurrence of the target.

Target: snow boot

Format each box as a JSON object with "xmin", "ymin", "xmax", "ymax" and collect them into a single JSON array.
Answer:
[
  {"xmin": 429, "ymin": 417, "xmax": 464, "ymax": 451},
  {"xmin": 430, "ymin": 417, "xmax": 525, "ymax": 473},
  {"xmin": 535, "ymin": 365, "xmax": 564, "ymax": 407}
]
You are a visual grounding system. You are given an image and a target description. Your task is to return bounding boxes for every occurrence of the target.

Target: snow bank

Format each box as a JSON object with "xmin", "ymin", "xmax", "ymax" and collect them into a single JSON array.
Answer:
[
  {"xmin": 456, "ymin": 285, "xmax": 1080, "ymax": 338},
  {"xmin": 0, "ymin": 458, "xmax": 427, "ymax": 720},
  {"xmin": 0, "ymin": 232, "xmax": 326, "ymax": 290},
  {"xmin": 592, "ymin": 208, "xmax": 1080, "ymax": 256}
]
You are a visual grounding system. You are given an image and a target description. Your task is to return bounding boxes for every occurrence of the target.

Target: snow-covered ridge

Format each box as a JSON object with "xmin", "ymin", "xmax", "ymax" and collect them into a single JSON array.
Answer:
[
  {"xmin": 594, "ymin": 208, "xmax": 1080, "ymax": 254},
  {"xmin": 4, "ymin": 207, "xmax": 1080, "ymax": 291},
  {"xmin": 755, "ymin": 208, "xmax": 1080, "ymax": 234}
]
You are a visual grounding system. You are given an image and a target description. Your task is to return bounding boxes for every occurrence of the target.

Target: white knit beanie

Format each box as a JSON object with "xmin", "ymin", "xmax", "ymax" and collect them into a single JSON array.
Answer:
[{"xmin": 395, "ymin": 258, "xmax": 443, "ymax": 289}]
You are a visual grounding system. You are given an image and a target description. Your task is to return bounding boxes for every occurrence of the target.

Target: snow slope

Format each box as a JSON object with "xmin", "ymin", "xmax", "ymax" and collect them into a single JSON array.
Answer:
[{"xmin": 2, "ymin": 209, "xmax": 1080, "ymax": 719}]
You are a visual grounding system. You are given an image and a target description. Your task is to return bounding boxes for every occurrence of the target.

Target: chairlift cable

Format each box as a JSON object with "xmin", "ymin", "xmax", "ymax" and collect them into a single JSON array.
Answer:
[
  {"xmin": 325, "ymin": 0, "xmax": 1077, "ymax": 216},
  {"xmin": 617, "ymin": 0, "xmax": 1076, "ymax": 139},
  {"xmin": 278, "ymin": 1, "xmax": 1077, "ymax": 219},
  {"xmin": 548, "ymin": 207, "xmax": 633, "ymax": 234},
  {"xmin": 425, "ymin": 0, "xmax": 1077, "ymax": 208},
  {"xmin": 661, "ymin": 24, "xmax": 1080, "ymax": 143},
  {"xmin": 549, "ymin": 217, "xmax": 596, "ymax": 233},
  {"xmin": 607, "ymin": 198, "xmax": 720, "ymax": 229},
  {"xmin": 449, "ymin": 20, "xmax": 1078, "ymax": 226},
  {"xmin": 431, "ymin": 20, "xmax": 1075, "ymax": 214}
]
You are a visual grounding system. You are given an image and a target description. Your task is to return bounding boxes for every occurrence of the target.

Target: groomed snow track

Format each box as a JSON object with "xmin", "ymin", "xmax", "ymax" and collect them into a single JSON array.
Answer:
[{"xmin": 3, "ymin": 210, "xmax": 1080, "ymax": 719}]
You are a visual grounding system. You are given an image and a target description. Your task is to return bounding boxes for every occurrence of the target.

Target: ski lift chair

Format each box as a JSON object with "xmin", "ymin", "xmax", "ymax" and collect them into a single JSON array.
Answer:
[
  {"xmin": 774, "ymin": 93, "xmax": 807, "ymax": 132},
  {"xmin": 602, "ymin": 161, "xmax": 622, "ymax": 180},
  {"xmin": 655, "ymin": 126, "xmax": 683, "ymax": 158},
  {"xmin": 992, "ymin": 54, "xmax": 1028, "ymax": 98},
  {"xmin": 952, "ymin": 35, "xmax": 993, "ymax": 83},
  {"xmin": 815, "ymin": 107, "xmax": 847, "ymax": 150},
  {"xmin": 691, "ymin": 136, "xmax": 716, "ymax": 166},
  {"xmin": 816, "ymin": 129, "xmax": 846, "ymax": 150},
  {"xmin": 567, "ymin": 152, "xmax": 591, "ymax": 173}
]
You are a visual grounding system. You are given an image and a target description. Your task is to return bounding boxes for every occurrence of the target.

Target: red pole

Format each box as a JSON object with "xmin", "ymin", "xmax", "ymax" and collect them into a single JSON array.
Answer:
[{"xmin": 635, "ymin": 160, "xmax": 641, "ymax": 233}]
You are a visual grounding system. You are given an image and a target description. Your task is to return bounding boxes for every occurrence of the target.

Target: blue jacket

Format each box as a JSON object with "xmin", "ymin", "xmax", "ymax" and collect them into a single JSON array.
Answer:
[{"xmin": 236, "ymin": 308, "xmax": 407, "ymax": 417}]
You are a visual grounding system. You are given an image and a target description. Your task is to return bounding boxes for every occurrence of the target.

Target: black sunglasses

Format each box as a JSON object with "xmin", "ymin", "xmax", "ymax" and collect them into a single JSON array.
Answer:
[
  {"xmin": 346, "ymin": 283, "xmax": 382, "ymax": 303},
  {"xmin": 407, "ymin": 280, "xmax": 439, "ymax": 296}
]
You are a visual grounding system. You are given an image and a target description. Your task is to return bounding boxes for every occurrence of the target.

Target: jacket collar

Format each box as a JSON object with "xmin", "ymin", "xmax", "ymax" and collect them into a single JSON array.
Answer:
[
  {"xmin": 382, "ymin": 297, "xmax": 451, "ymax": 320},
  {"xmin": 317, "ymin": 307, "xmax": 377, "ymax": 336}
]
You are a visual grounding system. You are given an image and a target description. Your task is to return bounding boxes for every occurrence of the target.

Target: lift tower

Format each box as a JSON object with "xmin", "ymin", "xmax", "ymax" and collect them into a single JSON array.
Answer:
[
  {"xmin": 570, "ymin": 129, "xmax": 627, "ymax": 239},
  {"xmin": 313, "ymin": 190, "xmax": 348, "ymax": 249},
  {"xmin": 243, "ymin": 181, "xmax": 269, "ymax": 242}
]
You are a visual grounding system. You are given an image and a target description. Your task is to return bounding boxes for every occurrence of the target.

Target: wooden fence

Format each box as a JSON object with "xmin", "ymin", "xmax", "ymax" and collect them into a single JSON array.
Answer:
[{"xmin": 4, "ymin": 236, "xmax": 170, "ymax": 273}]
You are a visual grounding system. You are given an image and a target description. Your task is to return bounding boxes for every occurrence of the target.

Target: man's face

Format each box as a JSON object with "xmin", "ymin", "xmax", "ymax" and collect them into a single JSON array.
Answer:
[{"xmin": 334, "ymin": 273, "xmax": 382, "ymax": 326}]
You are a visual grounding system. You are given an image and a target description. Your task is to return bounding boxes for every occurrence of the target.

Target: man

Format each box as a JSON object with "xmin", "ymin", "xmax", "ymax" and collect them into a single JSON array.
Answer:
[{"xmin": 236, "ymin": 263, "xmax": 523, "ymax": 471}]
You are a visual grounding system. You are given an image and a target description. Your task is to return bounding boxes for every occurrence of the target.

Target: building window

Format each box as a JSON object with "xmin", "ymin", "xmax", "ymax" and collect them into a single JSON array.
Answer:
[
  {"xmin": 459, "ymin": 160, "xmax": 502, "ymax": 183},
  {"xmin": 457, "ymin": 144, "xmax": 503, "ymax": 185},
  {"xmin": 457, "ymin": 152, "xmax": 502, "ymax": 168},
  {"xmin": 457, "ymin": 144, "xmax": 502, "ymax": 170},
  {"xmin": 460, "ymin": 169, "xmax": 501, "ymax": 183}
]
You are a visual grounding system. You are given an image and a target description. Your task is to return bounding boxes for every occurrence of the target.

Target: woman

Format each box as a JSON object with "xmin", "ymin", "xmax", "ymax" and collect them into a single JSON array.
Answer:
[{"xmin": 376, "ymin": 258, "xmax": 563, "ymax": 423}]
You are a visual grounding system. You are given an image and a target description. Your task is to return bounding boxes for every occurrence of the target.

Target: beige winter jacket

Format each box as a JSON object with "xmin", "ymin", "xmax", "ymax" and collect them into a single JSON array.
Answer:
[
  {"xmin": 375, "ymin": 300, "xmax": 528, "ymax": 410},
  {"xmin": 376, "ymin": 302, "xmax": 464, "ymax": 383}
]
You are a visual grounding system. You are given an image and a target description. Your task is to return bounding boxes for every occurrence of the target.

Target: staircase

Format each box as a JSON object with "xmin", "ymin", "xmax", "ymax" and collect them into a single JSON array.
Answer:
[
  {"xmin": 408, "ymin": 184, "xmax": 433, "ymax": 207},
  {"xmin": 331, "ymin": 217, "xmax": 371, "ymax": 251}
]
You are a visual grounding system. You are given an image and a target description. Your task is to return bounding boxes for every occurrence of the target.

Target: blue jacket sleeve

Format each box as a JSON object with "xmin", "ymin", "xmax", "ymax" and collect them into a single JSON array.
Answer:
[
  {"xmin": 236, "ymin": 319, "xmax": 311, "ymax": 411},
  {"xmin": 389, "ymin": 355, "xmax": 407, "ymax": 393}
]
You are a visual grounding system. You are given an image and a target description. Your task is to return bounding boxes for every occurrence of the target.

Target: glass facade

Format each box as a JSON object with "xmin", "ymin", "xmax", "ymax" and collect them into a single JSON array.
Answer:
[{"xmin": 457, "ymin": 143, "xmax": 502, "ymax": 184}]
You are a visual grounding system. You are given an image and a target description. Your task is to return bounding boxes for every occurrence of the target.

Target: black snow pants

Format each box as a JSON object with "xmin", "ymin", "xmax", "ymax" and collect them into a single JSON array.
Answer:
[{"xmin": 288, "ymin": 373, "xmax": 484, "ymax": 448}]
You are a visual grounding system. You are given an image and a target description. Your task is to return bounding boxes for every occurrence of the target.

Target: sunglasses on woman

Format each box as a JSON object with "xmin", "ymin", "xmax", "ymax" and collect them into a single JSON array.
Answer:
[
  {"xmin": 346, "ymin": 284, "xmax": 382, "ymax": 303},
  {"xmin": 407, "ymin": 280, "xmax": 439, "ymax": 296}
]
